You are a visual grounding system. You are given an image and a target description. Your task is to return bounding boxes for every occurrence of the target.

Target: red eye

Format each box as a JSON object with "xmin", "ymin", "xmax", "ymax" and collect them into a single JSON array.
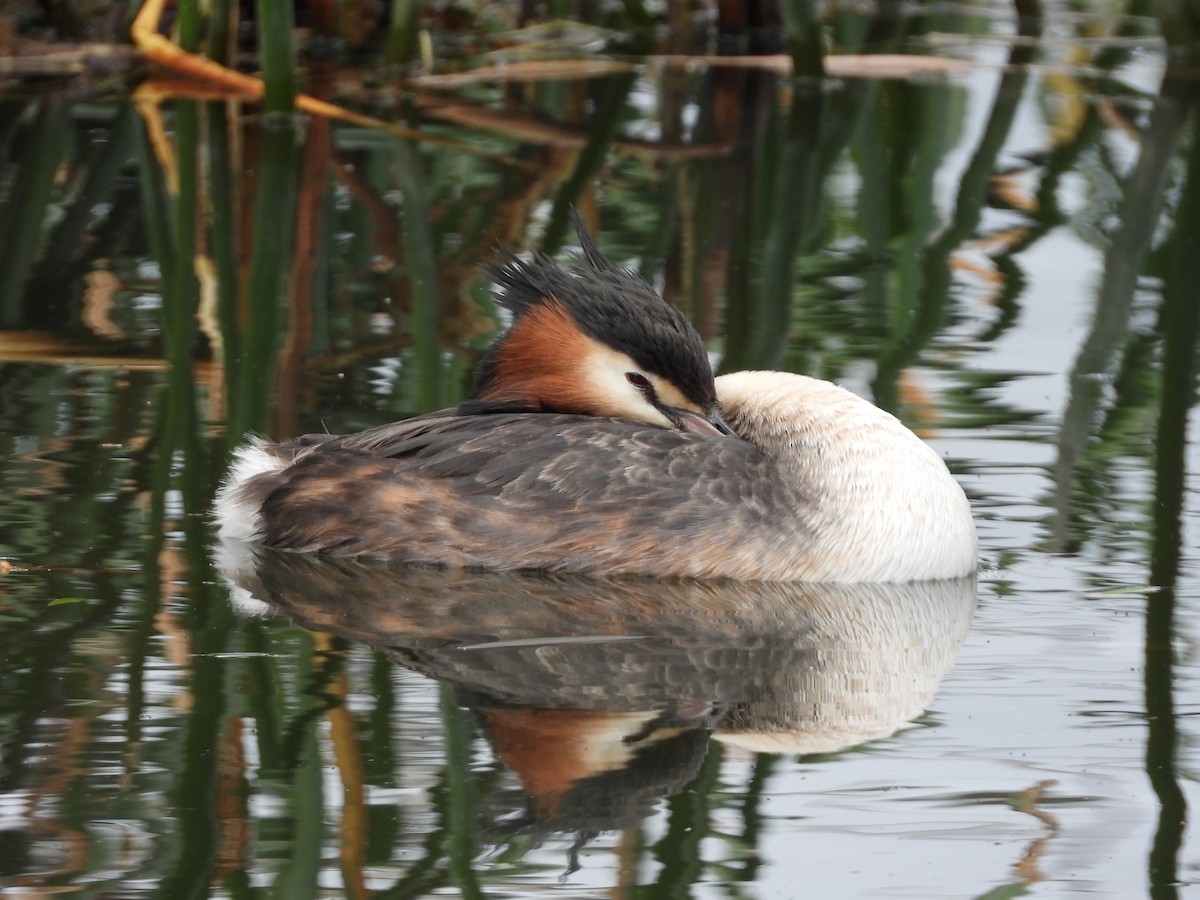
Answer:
[{"xmin": 626, "ymin": 372, "xmax": 652, "ymax": 391}]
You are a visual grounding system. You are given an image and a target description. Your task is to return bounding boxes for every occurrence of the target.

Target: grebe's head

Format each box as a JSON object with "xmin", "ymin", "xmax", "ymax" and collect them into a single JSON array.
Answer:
[{"xmin": 467, "ymin": 212, "xmax": 729, "ymax": 437}]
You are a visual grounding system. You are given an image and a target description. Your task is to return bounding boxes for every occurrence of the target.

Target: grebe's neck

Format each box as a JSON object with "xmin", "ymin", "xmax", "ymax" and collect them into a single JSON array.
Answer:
[
  {"xmin": 469, "ymin": 300, "xmax": 594, "ymax": 414},
  {"xmin": 716, "ymin": 371, "xmax": 978, "ymax": 582}
]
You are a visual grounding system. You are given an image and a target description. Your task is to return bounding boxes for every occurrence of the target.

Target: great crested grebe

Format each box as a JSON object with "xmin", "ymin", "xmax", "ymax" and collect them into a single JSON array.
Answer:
[{"xmin": 215, "ymin": 222, "xmax": 977, "ymax": 583}]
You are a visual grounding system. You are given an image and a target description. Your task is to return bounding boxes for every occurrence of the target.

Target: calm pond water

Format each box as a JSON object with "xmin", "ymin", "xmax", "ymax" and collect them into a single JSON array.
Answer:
[{"xmin": 2, "ymin": 3, "xmax": 1199, "ymax": 897}]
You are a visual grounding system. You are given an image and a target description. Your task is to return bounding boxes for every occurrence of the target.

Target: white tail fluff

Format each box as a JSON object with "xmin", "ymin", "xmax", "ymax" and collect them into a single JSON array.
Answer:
[{"xmin": 212, "ymin": 440, "xmax": 284, "ymax": 543}]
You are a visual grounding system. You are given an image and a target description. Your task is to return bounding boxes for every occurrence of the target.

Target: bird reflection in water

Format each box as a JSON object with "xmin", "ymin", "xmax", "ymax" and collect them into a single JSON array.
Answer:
[{"xmin": 218, "ymin": 546, "xmax": 976, "ymax": 856}]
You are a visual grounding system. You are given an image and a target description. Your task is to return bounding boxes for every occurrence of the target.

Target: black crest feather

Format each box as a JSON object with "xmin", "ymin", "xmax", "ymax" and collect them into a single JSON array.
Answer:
[{"xmin": 477, "ymin": 210, "xmax": 716, "ymax": 408}]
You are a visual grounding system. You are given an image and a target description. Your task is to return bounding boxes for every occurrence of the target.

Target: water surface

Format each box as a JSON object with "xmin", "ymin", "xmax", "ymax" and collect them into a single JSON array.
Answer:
[{"xmin": 1, "ymin": 4, "xmax": 1198, "ymax": 897}]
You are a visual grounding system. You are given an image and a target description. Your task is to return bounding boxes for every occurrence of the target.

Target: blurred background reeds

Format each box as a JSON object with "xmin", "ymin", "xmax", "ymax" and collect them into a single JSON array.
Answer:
[{"xmin": 0, "ymin": 0, "xmax": 1198, "ymax": 895}]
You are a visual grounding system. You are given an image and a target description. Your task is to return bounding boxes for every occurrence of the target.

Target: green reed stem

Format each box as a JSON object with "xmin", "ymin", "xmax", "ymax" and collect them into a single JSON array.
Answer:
[
  {"xmin": 233, "ymin": 117, "xmax": 301, "ymax": 439},
  {"xmin": 0, "ymin": 100, "xmax": 69, "ymax": 329},
  {"xmin": 393, "ymin": 139, "xmax": 443, "ymax": 412},
  {"xmin": 439, "ymin": 687, "xmax": 483, "ymax": 900},
  {"xmin": 174, "ymin": 0, "xmax": 201, "ymax": 52},
  {"xmin": 544, "ymin": 75, "xmax": 637, "ymax": 253},
  {"xmin": 256, "ymin": 0, "xmax": 298, "ymax": 112},
  {"xmin": 207, "ymin": 104, "xmax": 242, "ymax": 375},
  {"xmin": 40, "ymin": 108, "xmax": 134, "ymax": 275},
  {"xmin": 1144, "ymin": 92, "xmax": 1199, "ymax": 900},
  {"xmin": 755, "ymin": 88, "xmax": 825, "ymax": 369},
  {"xmin": 655, "ymin": 741, "xmax": 720, "ymax": 889},
  {"xmin": 274, "ymin": 726, "xmax": 324, "ymax": 899},
  {"xmin": 207, "ymin": 0, "xmax": 234, "ymax": 64},
  {"xmin": 164, "ymin": 101, "xmax": 199, "ymax": 367},
  {"xmin": 780, "ymin": 0, "xmax": 825, "ymax": 79},
  {"xmin": 386, "ymin": 0, "xmax": 422, "ymax": 65}
]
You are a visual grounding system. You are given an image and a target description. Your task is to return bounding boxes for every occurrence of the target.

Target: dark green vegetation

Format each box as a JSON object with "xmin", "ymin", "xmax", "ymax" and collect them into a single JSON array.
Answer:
[{"xmin": 1, "ymin": 1, "xmax": 1199, "ymax": 896}]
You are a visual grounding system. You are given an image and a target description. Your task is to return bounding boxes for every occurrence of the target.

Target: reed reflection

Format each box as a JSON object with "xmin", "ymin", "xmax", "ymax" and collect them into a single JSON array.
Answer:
[{"xmin": 219, "ymin": 545, "xmax": 975, "ymax": 844}]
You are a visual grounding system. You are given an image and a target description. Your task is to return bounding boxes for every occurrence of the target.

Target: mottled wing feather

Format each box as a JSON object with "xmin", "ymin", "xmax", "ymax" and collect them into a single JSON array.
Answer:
[{"xmin": 254, "ymin": 414, "xmax": 814, "ymax": 579}]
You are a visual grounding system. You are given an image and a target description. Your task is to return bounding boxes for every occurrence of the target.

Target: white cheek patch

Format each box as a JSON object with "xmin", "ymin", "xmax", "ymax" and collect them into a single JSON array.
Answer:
[{"xmin": 582, "ymin": 344, "xmax": 676, "ymax": 428}]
